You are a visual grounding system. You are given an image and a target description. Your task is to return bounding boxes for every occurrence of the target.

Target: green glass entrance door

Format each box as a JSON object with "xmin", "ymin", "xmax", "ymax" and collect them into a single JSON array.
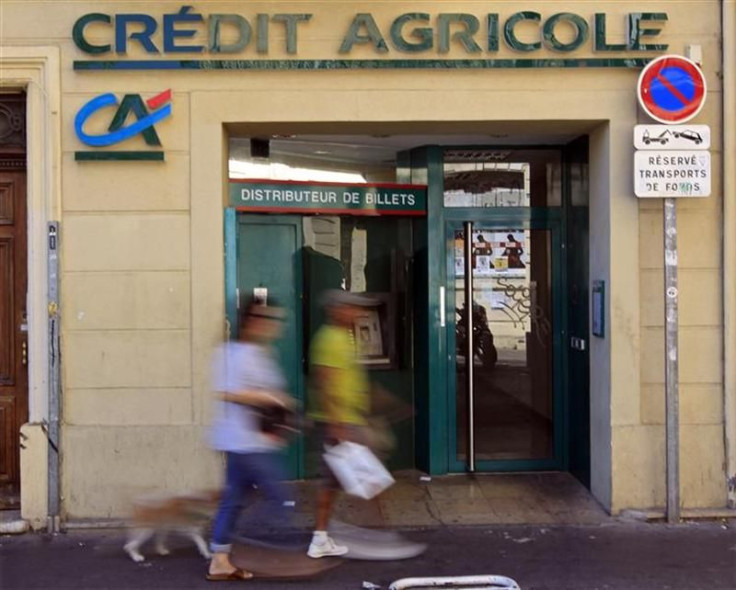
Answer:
[
  {"xmin": 403, "ymin": 143, "xmax": 587, "ymax": 477},
  {"xmin": 447, "ymin": 220, "xmax": 564, "ymax": 471},
  {"xmin": 441, "ymin": 148, "xmax": 567, "ymax": 472}
]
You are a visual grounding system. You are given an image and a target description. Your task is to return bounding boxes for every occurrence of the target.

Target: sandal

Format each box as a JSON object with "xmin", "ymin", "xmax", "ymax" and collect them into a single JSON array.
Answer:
[{"xmin": 206, "ymin": 568, "xmax": 254, "ymax": 581}]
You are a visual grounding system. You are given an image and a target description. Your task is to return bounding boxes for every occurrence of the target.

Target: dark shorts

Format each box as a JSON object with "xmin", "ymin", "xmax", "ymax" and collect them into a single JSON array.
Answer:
[{"xmin": 315, "ymin": 422, "xmax": 341, "ymax": 491}]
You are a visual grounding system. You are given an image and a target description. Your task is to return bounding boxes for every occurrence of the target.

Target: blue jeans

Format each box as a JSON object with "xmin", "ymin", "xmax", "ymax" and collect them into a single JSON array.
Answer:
[{"xmin": 210, "ymin": 451, "xmax": 289, "ymax": 554}]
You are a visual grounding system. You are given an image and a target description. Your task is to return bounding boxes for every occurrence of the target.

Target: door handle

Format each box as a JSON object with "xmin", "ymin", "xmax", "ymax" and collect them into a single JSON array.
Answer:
[
  {"xmin": 439, "ymin": 286, "xmax": 446, "ymax": 327},
  {"xmin": 21, "ymin": 341, "xmax": 27, "ymax": 366}
]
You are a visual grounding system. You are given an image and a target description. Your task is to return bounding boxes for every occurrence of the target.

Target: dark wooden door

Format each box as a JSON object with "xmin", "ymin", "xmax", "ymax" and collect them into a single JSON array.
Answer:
[{"xmin": 0, "ymin": 94, "xmax": 28, "ymax": 509}]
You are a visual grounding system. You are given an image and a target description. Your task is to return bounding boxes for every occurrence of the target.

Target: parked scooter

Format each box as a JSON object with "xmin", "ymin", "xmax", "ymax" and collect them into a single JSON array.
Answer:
[{"xmin": 456, "ymin": 302, "xmax": 497, "ymax": 370}]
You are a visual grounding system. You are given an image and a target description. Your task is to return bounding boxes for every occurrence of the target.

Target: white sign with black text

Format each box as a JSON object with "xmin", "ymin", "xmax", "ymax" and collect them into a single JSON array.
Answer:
[
  {"xmin": 634, "ymin": 151, "xmax": 711, "ymax": 198},
  {"xmin": 634, "ymin": 124, "xmax": 710, "ymax": 150}
]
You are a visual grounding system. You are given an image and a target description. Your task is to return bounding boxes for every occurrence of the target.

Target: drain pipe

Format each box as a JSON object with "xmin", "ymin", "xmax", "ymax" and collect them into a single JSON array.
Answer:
[{"xmin": 723, "ymin": 0, "xmax": 736, "ymax": 509}]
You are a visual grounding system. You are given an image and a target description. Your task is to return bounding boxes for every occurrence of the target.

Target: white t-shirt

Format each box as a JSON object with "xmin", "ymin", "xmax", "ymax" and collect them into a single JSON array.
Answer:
[{"xmin": 209, "ymin": 341, "xmax": 286, "ymax": 453}]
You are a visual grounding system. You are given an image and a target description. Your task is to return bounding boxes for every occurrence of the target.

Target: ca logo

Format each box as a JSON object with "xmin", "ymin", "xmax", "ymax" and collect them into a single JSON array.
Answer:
[{"xmin": 74, "ymin": 90, "xmax": 172, "ymax": 155}]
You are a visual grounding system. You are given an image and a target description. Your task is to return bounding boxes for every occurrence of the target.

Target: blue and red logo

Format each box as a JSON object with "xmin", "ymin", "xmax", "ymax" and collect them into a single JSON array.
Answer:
[{"xmin": 74, "ymin": 90, "xmax": 172, "ymax": 160}]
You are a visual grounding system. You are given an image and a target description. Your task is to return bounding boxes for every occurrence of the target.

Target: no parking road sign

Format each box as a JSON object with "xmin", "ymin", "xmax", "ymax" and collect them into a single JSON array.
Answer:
[{"xmin": 637, "ymin": 55, "xmax": 707, "ymax": 124}]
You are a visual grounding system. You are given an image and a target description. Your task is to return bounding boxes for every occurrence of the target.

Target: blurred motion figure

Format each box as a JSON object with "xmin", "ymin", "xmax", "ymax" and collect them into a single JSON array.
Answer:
[
  {"xmin": 206, "ymin": 298, "xmax": 294, "ymax": 581},
  {"xmin": 306, "ymin": 290, "xmax": 375, "ymax": 559}
]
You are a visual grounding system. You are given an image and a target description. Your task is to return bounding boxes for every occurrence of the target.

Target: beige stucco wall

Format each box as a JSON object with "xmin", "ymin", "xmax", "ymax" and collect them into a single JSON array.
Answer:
[
  {"xmin": 19, "ymin": 423, "xmax": 48, "ymax": 530},
  {"xmin": 0, "ymin": 0, "xmax": 727, "ymax": 518}
]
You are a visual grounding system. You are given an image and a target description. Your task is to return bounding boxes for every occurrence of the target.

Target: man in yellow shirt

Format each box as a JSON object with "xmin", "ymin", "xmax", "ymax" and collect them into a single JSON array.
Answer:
[{"xmin": 307, "ymin": 290, "xmax": 373, "ymax": 559}]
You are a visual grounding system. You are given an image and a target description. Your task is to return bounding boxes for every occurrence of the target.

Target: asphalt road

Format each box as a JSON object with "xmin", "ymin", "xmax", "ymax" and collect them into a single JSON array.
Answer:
[{"xmin": 1, "ymin": 521, "xmax": 735, "ymax": 590}]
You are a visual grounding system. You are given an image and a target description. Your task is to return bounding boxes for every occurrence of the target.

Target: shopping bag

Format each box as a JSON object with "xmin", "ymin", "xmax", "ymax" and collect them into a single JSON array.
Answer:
[{"xmin": 323, "ymin": 441, "xmax": 395, "ymax": 500}]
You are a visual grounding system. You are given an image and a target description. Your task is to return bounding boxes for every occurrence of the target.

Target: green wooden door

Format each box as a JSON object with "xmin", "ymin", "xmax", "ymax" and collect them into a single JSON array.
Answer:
[{"xmin": 237, "ymin": 215, "xmax": 304, "ymax": 478}]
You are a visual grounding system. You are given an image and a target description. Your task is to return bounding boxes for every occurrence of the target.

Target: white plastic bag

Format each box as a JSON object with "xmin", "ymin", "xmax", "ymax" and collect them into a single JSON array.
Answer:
[{"xmin": 323, "ymin": 441, "xmax": 395, "ymax": 500}]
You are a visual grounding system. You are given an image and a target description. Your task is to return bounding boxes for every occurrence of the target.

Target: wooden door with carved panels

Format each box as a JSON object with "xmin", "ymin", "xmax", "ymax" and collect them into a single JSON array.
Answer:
[{"xmin": 0, "ymin": 94, "xmax": 28, "ymax": 510}]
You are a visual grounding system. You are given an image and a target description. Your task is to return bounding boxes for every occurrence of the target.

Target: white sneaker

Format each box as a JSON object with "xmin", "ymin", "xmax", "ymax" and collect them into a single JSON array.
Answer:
[{"xmin": 307, "ymin": 535, "xmax": 349, "ymax": 558}]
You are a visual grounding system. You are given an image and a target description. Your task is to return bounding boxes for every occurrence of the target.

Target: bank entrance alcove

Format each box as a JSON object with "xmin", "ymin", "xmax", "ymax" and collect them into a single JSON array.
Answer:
[{"xmin": 225, "ymin": 122, "xmax": 593, "ymax": 492}]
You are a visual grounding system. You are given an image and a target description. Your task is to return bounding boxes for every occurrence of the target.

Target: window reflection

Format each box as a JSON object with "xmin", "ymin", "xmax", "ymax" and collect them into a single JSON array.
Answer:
[
  {"xmin": 443, "ymin": 150, "xmax": 561, "ymax": 207},
  {"xmin": 445, "ymin": 163, "xmax": 530, "ymax": 207},
  {"xmin": 302, "ymin": 215, "xmax": 412, "ymax": 371}
]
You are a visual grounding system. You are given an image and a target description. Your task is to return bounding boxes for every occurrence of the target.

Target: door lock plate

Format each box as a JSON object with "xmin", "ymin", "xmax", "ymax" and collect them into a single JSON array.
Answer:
[{"xmin": 570, "ymin": 337, "xmax": 587, "ymax": 351}]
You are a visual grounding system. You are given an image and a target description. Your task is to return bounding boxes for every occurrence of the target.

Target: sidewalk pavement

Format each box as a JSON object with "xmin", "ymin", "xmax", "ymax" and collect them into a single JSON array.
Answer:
[
  {"xmin": 2, "ymin": 520, "xmax": 734, "ymax": 589},
  {"xmin": 55, "ymin": 472, "xmax": 613, "ymax": 533}
]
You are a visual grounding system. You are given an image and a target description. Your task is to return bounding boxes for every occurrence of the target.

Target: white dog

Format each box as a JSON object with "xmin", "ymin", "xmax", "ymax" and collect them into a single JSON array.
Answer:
[{"xmin": 123, "ymin": 489, "xmax": 218, "ymax": 563}]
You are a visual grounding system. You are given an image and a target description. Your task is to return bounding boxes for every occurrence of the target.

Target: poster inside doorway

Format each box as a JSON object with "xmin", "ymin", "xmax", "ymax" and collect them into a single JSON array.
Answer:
[{"xmin": 454, "ymin": 230, "xmax": 528, "ymax": 278}]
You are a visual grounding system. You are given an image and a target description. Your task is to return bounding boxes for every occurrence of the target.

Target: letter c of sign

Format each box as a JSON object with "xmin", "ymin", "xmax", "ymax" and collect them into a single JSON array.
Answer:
[{"xmin": 74, "ymin": 93, "xmax": 172, "ymax": 147}]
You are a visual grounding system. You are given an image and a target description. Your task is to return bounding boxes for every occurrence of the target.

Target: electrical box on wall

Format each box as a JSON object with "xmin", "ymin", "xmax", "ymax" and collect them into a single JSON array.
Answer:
[{"xmin": 592, "ymin": 280, "xmax": 605, "ymax": 338}]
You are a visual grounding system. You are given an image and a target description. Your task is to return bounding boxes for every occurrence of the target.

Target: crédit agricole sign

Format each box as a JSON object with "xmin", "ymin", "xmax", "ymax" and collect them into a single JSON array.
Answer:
[
  {"xmin": 73, "ymin": 6, "xmax": 669, "ymax": 70},
  {"xmin": 72, "ymin": 6, "xmax": 671, "ymax": 160}
]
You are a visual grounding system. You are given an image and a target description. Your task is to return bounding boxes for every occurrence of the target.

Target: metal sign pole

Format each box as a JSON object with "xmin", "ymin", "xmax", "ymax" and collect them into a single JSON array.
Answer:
[
  {"xmin": 47, "ymin": 222, "xmax": 61, "ymax": 533},
  {"xmin": 663, "ymin": 198, "xmax": 680, "ymax": 522},
  {"xmin": 636, "ymin": 52, "xmax": 706, "ymax": 524}
]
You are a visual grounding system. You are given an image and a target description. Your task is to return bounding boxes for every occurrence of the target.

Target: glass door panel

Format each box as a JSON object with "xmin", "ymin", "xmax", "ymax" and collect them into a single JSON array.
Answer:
[{"xmin": 453, "ymin": 225, "xmax": 556, "ymax": 465}]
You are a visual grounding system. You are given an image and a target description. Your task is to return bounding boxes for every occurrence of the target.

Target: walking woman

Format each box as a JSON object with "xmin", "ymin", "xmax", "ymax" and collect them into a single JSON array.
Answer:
[{"xmin": 207, "ymin": 298, "xmax": 294, "ymax": 581}]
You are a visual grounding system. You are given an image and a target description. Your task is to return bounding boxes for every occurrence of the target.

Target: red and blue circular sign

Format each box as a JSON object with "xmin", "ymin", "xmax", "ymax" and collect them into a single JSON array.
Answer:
[{"xmin": 637, "ymin": 55, "xmax": 707, "ymax": 124}]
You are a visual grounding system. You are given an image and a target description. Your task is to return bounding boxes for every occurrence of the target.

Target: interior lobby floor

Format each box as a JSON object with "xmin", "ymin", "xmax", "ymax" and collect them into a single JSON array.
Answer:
[{"xmin": 281, "ymin": 471, "xmax": 610, "ymax": 529}]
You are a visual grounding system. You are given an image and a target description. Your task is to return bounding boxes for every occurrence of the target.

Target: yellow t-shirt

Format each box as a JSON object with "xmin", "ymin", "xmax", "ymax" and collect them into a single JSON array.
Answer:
[{"xmin": 309, "ymin": 324, "xmax": 369, "ymax": 426}]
